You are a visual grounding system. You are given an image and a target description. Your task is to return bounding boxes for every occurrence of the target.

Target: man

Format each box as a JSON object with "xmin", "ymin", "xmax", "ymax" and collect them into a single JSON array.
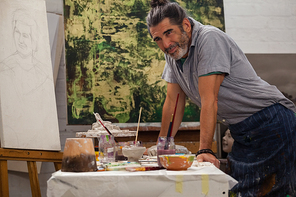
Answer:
[{"xmin": 146, "ymin": 0, "xmax": 296, "ymax": 196}]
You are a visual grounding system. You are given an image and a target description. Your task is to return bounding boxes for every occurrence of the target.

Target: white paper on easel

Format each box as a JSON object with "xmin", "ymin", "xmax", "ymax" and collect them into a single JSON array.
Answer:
[{"xmin": 0, "ymin": 0, "xmax": 61, "ymax": 151}]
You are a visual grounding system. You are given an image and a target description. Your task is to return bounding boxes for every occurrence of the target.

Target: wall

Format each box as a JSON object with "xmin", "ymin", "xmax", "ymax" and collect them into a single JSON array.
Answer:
[
  {"xmin": 224, "ymin": 0, "xmax": 296, "ymax": 100},
  {"xmin": 224, "ymin": 0, "xmax": 296, "ymax": 53},
  {"xmin": 7, "ymin": 0, "xmax": 296, "ymax": 196}
]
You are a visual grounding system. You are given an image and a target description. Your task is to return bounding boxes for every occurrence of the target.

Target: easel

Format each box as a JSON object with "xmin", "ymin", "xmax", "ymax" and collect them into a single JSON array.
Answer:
[{"xmin": 0, "ymin": 148, "xmax": 63, "ymax": 197}]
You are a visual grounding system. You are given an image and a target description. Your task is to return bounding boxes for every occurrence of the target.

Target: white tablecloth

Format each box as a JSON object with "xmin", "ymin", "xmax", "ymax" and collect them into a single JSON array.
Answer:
[{"xmin": 47, "ymin": 164, "xmax": 237, "ymax": 197}]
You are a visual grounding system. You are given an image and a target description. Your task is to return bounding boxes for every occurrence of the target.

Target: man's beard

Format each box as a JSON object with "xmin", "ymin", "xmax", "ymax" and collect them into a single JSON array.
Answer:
[{"xmin": 165, "ymin": 31, "xmax": 189, "ymax": 60}]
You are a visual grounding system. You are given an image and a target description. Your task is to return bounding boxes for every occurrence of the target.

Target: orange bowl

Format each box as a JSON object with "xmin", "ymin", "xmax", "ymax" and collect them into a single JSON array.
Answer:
[{"xmin": 159, "ymin": 154, "xmax": 195, "ymax": 170}]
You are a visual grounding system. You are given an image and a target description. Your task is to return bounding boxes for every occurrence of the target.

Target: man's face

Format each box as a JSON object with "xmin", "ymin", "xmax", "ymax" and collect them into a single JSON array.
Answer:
[
  {"xmin": 150, "ymin": 18, "xmax": 190, "ymax": 60},
  {"xmin": 13, "ymin": 21, "xmax": 33, "ymax": 57}
]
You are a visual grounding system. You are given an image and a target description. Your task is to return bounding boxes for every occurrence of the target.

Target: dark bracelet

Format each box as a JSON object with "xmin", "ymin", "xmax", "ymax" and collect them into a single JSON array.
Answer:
[{"xmin": 196, "ymin": 149, "xmax": 218, "ymax": 159}]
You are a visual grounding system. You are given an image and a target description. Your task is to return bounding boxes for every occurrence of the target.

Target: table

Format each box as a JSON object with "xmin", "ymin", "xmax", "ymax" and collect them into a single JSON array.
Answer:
[{"xmin": 47, "ymin": 163, "xmax": 237, "ymax": 197}]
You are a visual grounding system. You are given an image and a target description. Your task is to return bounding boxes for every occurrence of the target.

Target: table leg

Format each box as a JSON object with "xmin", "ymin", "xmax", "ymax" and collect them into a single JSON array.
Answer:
[
  {"xmin": 0, "ymin": 160, "xmax": 9, "ymax": 197},
  {"xmin": 27, "ymin": 161, "xmax": 41, "ymax": 197}
]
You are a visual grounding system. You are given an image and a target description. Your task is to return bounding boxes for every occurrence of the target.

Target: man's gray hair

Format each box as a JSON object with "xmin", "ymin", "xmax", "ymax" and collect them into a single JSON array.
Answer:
[{"xmin": 146, "ymin": 0, "xmax": 193, "ymax": 36}]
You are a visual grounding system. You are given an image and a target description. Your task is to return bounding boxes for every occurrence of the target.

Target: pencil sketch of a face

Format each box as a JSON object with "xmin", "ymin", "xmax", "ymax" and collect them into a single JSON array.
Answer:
[
  {"xmin": 0, "ymin": 5, "xmax": 60, "ymax": 151},
  {"xmin": 13, "ymin": 11, "xmax": 37, "ymax": 58},
  {"xmin": 1, "ymin": 9, "xmax": 48, "ymax": 97}
]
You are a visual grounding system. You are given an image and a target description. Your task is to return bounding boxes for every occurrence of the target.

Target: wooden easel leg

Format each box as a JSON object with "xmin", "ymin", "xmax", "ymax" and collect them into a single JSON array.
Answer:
[
  {"xmin": 54, "ymin": 162, "xmax": 62, "ymax": 171},
  {"xmin": 27, "ymin": 161, "xmax": 41, "ymax": 197},
  {"xmin": 0, "ymin": 160, "xmax": 9, "ymax": 197}
]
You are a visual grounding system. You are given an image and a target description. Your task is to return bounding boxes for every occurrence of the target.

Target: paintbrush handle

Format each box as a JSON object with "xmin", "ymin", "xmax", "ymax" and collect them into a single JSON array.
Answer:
[
  {"xmin": 164, "ymin": 123, "xmax": 172, "ymax": 149},
  {"xmin": 166, "ymin": 122, "xmax": 173, "ymax": 138},
  {"xmin": 135, "ymin": 107, "xmax": 142, "ymax": 143},
  {"xmin": 165, "ymin": 114, "xmax": 174, "ymax": 149},
  {"xmin": 98, "ymin": 120, "xmax": 118, "ymax": 143},
  {"xmin": 98, "ymin": 120, "xmax": 112, "ymax": 135},
  {"xmin": 166, "ymin": 114, "xmax": 174, "ymax": 138}
]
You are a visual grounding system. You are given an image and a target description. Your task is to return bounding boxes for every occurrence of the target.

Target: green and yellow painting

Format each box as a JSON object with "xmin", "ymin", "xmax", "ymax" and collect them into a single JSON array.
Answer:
[{"xmin": 64, "ymin": 0, "xmax": 225, "ymax": 125}]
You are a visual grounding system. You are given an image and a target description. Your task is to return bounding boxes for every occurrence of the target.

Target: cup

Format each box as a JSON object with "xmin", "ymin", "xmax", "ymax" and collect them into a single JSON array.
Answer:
[
  {"xmin": 98, "ymin": 135, "xmax": 116, "ymax": 163},
  {"xmin": 114, "ymin": 142, "xmax": 127, "ymax": 161},
  {"xmin": 157, "ymin": 137, "xmax": 176, "ymax": 167}
]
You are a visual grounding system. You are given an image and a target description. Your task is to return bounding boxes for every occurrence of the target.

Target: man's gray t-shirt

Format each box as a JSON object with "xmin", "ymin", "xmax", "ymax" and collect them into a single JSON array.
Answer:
[{"xmin": 162, "ymin": 18, "xmax": 296, "ymax": 125}]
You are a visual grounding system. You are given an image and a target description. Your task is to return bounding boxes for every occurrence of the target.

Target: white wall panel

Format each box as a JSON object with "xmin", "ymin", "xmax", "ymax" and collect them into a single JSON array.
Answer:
[{"xmin": 224, "ymin": 0, "xmax": 296, "ymax": 53}]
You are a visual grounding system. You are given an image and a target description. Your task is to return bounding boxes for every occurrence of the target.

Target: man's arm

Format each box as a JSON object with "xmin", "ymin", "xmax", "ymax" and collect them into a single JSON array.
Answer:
[
  {"xmin": 159, "ymin": 83, "xmax": 186, "ymax": 138},
  {"xmin": 197, "ymin": 74, "xmax": 224, "ymax": 168}
]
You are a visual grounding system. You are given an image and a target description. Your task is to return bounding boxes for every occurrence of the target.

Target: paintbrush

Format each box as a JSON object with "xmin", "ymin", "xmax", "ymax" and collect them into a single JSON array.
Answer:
[
  {"xmin": 135, "ymin": 107, "xmax": 142, "ymax": 145},
  {"xmin": 164, "ymin": 114, "xmax": 174, "ymax": 150},
  {"xmin": 98, "ymin": 119, "xmax": 118, "ymax": 143}
]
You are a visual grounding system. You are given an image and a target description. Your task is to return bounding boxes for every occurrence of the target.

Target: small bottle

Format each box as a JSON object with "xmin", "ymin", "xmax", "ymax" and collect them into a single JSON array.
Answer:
[
  {"xmin": 94, "ymin": 146, "xmax": 99, "ymax": 161},
  {"xmin": 157, "ymin": 136, "xmax": 176, "ymax": 167},
  {"xmin": 99, "ymin": 135, "xmax": 116, "ymax": 163}
]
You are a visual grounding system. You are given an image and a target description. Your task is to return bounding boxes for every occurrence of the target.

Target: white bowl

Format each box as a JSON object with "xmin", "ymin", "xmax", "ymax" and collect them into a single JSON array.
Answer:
[{"xmin": 122, "ymin": 146, "xmax": 146, "ymax": 162}]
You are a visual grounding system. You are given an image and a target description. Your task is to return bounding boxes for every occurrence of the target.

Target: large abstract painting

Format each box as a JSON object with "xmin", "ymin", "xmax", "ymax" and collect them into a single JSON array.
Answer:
[{"xmin": 65, "ymin": 0, "xmax": 225, "ymax": 125}]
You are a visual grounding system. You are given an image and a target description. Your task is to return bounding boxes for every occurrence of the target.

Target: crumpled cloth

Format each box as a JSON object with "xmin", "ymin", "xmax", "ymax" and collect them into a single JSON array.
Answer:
[{"xmin": 147, "ymin": 145, "xmax": 191, "ymax": 156}]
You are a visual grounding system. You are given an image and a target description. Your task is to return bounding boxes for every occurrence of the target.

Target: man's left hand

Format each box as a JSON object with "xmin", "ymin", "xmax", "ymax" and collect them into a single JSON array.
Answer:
[{"xmin": 196, "ymin": 153, "xmax": 220, "ymax": 169}]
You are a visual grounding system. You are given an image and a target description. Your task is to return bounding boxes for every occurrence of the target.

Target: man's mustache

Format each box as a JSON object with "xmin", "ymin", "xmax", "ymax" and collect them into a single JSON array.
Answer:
[{"xmin": 165, "ymin": 43, "xmax": 179, "ymax": 54}]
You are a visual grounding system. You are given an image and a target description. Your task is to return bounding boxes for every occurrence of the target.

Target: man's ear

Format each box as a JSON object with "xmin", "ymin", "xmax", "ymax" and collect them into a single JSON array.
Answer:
[{"xmin": 182, "ymin": 18, "xmax": 191, "ymax": 33}]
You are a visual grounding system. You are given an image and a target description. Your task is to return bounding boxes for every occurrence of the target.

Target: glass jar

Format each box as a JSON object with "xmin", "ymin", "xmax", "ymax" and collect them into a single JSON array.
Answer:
[
  {"xmin": 115, "ymin": 142, "xmax": 128, "ymax": 161},
  {"xmin": 157, "ymin": 136, "xmax": 176, "ymax": 167},
  {"xmin": 98, "ymin": 135, "xmax": 116, "ymax": 163}
]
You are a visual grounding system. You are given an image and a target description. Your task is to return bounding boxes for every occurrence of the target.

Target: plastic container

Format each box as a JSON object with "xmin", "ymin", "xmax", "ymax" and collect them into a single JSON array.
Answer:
[
  {"xmin": 115, "ymin": 142, "xmax": 128, "ymax": 161},
  {"xmin": 98, "ymin": 135, "xmax": 116, "ymax": 163},
  {"xmin": 157, "ymin": 136, "xmax": 176, "ymax": 167}
]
